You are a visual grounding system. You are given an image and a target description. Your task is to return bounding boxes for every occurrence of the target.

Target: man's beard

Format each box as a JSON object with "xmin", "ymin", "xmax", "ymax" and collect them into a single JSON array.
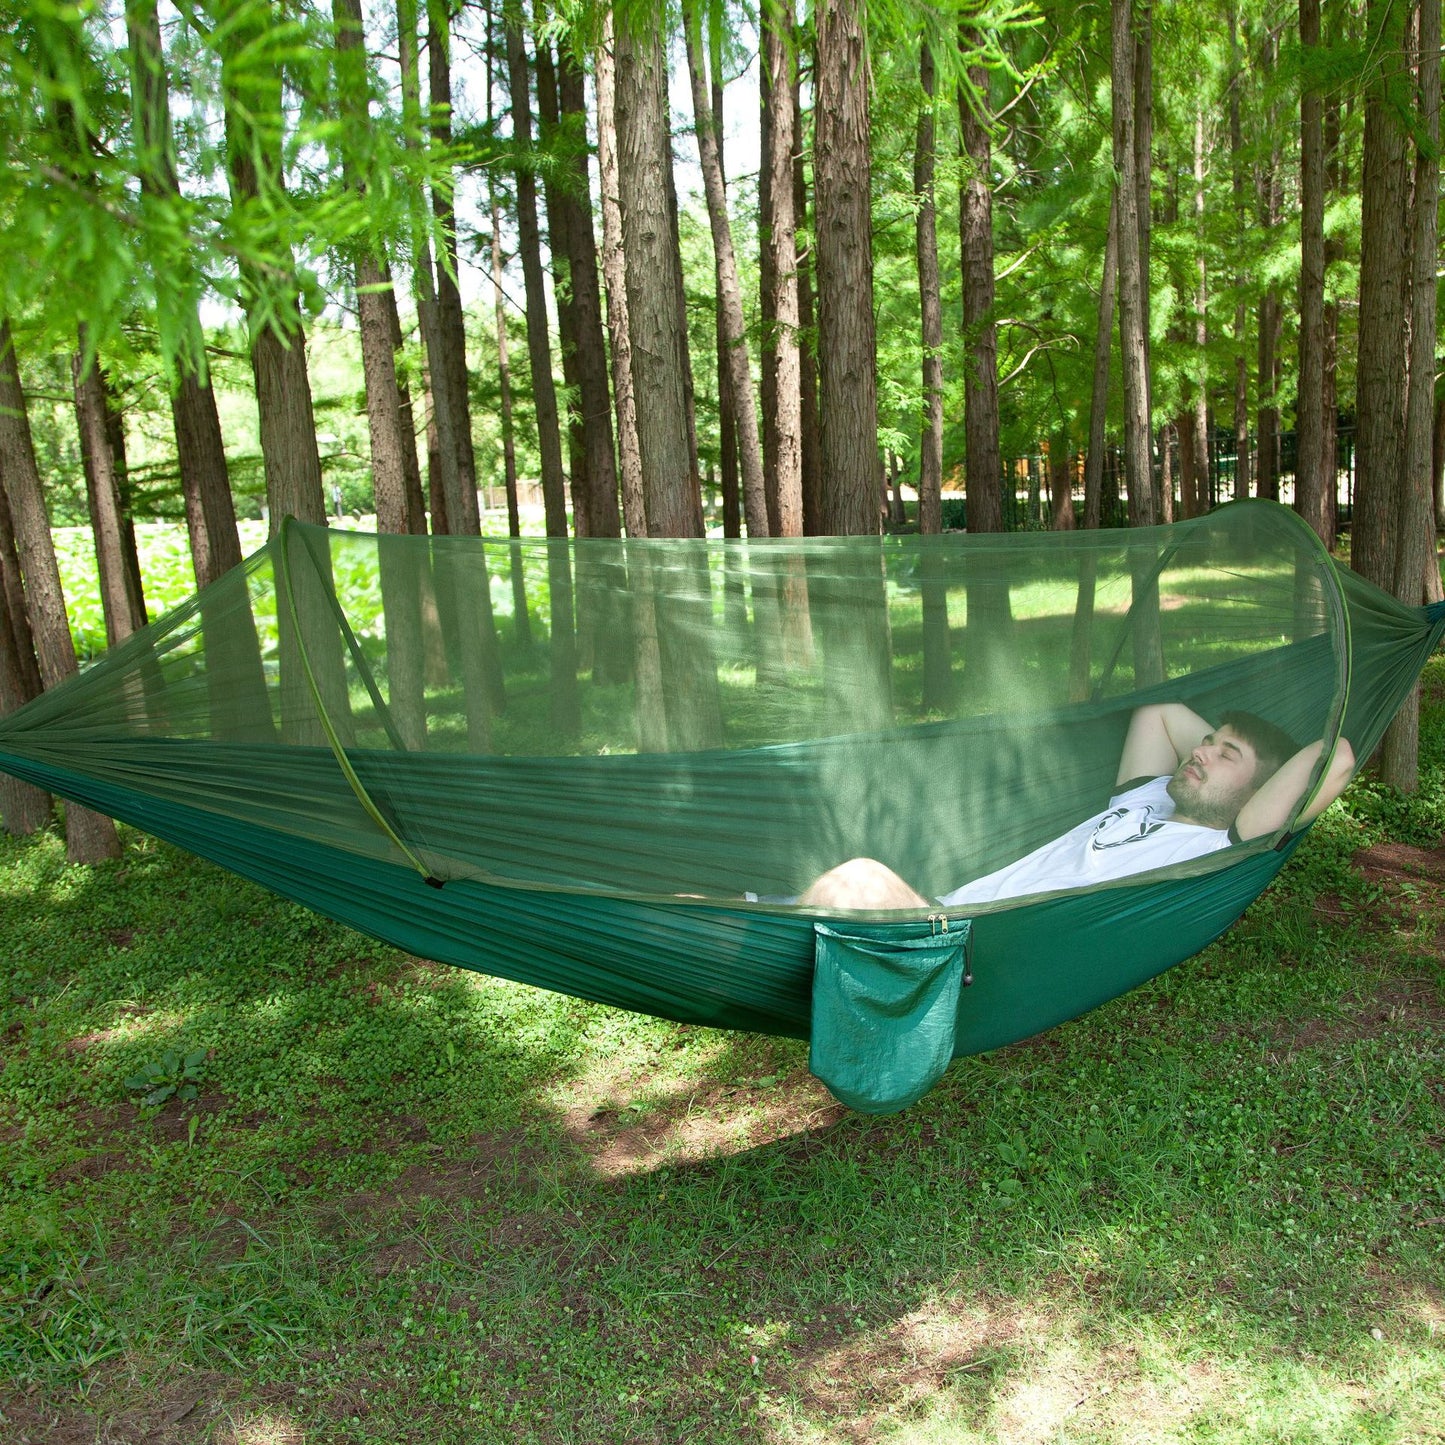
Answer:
[{"xmin": 1166, "ymin": 767, "xmax": 1251, "ymax": 830}]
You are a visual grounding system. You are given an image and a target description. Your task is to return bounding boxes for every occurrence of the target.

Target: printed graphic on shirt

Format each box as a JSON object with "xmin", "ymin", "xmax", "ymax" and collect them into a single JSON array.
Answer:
[{"xmin": 1089, "ymin": 801, "xmax": 1171, "ymax": 851}]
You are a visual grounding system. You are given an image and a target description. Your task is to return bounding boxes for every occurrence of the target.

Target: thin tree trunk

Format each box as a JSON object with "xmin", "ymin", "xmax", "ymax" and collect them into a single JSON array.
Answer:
[
  {"xmin": 1381, "ymin": 0, "xmax": 1442, "ymax": 787},
  {"xmin": 815, "ymin": 0, "xmax": 880, "ymax": 534},
  {"xmin": 915, "ymin": 40, "xmax": 944, "ymax": 538},
  {"xmin": 613, "ymin": 14, "xmax": 695, "ymax": 536},
  {"xmin": 1112, "ymin": 0, "xmax": 1156, "ymax": 526},
  {"xmin": 503, "ymin": 0, "xmax": 578, "ymax": 734},
  {"xmin": 1297, "ymin": 0, "xmax": 1330, "ymax": 544},
  {"xmin": 684, "ymin": 1, "xmax": 768, "ymax": 539},
  {"xmin": 129, "ymin": 0, "xmax": 244, "ymax": 587},
  {"xmin": 0, "ymin": 469, "xmax": 50, "ymax": 834},
  {"xmin": 960, "ymin": 54, "xmax": 1003, "ymax": 535},
  {"xmin": 764, "ymin": 2, "xmax": 804, "ymax": 537},
  {"xmin": 558, "ymin": 50, "xmax": 621, "ymax": 538},
  {"xmin": 1084, "ymin": 192, "xmax": 1119, "ymax": 531},
  {"xmin": 1190, "ymin": 106, "xmax": 1210, "ymax": 517},
  {"xmin": 72, "ymin": 343, "xmax": 144, "ymax": 645},
  {"xmin": 595, "ymin": 23, "xmax": 647, "ymax": 538},
  {"xmin": 1353, "ymin": 0, "xmax": 1411, "ymax": 587},
  {"xmin": 1229, "ymin": 2, "xmax": 1251, "ymax": 502},
  {"xmin": 796, "ymin": 119, "xmax": 824, "ymax": 536},
  {"xmin": 1135, "ymin": 2, "xmax": 1155, "ymax": 512},
  {"xmin": 0, "ymin": 321, "xmax": 119, "ymax": 861},
  {"xmin": 1255, "ymin": 24, "xmax": 1283, "ymax": 504}
]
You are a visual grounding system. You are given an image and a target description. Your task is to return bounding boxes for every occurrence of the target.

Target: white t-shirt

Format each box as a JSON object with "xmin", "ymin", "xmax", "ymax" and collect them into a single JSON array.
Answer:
[{"xmin": 937, "ymin": 775, "xmax": 1233, "ymax": 908}]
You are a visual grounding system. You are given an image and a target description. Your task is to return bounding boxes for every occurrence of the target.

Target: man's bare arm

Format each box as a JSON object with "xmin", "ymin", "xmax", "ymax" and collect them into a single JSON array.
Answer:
[
  {"xmin": 1233, "ymin": 737, "xmax": 1355, "ymax": 841},
  {"xmin": 1116, "ymin": 703, "xmax": 1211, "ymax": 785}
]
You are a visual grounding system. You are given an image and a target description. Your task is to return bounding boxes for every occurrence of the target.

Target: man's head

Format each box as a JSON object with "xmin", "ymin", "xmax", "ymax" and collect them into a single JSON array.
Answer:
[{"xmin": 1166, "ymin": 710, "xmax": 1299, "ymax": 829}]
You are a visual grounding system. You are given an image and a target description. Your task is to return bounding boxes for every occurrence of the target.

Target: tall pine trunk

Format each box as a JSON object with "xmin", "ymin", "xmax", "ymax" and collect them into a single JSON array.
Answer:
[
  {"xmin": 1111, "ymin": 0, "xmax": 1155, "ymax": 526},
  {"xmin": 594, "ymin": 22, "xmax": 647, "ymax": 538},
  {"xmin": 683, "ymin": 0, "xmax": 768, "ymax": 538},
  {"xmin": 1083, "ymin": 192, "xmax": 1119, "ymax": 531},
  {"xmin": 1380, "ymin": 0, "xmax": 1442, "ymax": 787},
  {"xmin": 503, "ymin": 0, "xmax": 579, "ymax": 735},
  {"xmin": 915, "ymin": 41, "xmax": 944, "ymax": 538},
  {"xmin": 127, "ymin": 0, "xmax": 243, "ymax": 589},
  {"xmin": 0, "ymin": 321, "xmax": 119, "ymax": 861},
  {"xmin": 1297, "ymin": 0, "xmax": 1331, "ymax": 544},
  {"xmin": 814, "ymin": 0, "xmax": 880, "ymax": 534}
]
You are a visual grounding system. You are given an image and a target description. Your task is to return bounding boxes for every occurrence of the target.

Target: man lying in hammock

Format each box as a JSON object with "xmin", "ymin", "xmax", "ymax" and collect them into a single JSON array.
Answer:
[{"xmin": 797, "ymin": 703, "xmax": 1356, "ymax": 911}]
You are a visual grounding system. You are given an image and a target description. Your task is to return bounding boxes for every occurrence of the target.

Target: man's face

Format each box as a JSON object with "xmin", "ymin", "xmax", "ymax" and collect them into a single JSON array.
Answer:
[{"xmin": 1166, "ymin": 725, "xmax": 1261, "ymax": 828}]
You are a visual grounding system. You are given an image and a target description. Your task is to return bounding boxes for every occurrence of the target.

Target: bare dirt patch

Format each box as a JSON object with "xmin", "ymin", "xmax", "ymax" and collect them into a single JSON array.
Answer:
[{"xmin": 1, "ymin": 1370, "xmax": 255, "ymax": 1445}]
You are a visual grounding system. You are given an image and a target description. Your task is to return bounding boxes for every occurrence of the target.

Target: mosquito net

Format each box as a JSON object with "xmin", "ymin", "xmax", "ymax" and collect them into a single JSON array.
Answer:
[{"xmin": 0, "ymin": 500, "xmax": 1371, "ymax": 912}]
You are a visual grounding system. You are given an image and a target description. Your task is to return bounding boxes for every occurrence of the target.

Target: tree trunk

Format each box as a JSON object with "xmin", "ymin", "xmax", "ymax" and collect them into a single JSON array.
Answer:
[
  {"xmin": 595, "ymin": 21, "xmax": 647, "ymax": 539},
  {"xmin": 558, "ymin": 51, "xmax": 621, "ymax": 539},
  {"xmin": 0, "ymin": 321, "xmax": 119, "ymax": 860},
  {"xmin": 1112, "ymin": 0, "xmax": 1155, "ymax": 526},
  {"xmin": 613, "ymin": 14, "xmax": 696, "ymax": 536},
  {"xmin": 72, "ymin": 343, "xmax": 144, "ymax": 646},
  {"xmin": 1134, "ymin": 2, "xmax": 1155, "ymax": 512},
  {"xmin": 959, "ymin": 56, "xmax": 1003, "ymax": 536},
  {"xmin": 815, "ymin": 0, "xmax": 880, "ymax": 534},
  {"xmin": 1229, "ymin": 1, "xmax": 1251, "ymax": 502},
  {"xmin": 684, "ymin": 1, "xmax": 767, "ymax": 539},
  {"xmin": 1381, "ymin": 0, "xmax": 1442, "ymax": 788},
  {"xmin": 1297, "ymin": 0, "xmax": 1330, "ymax": 544},
  {"xmin": 1353, "ymin": 0, "xmax": 1411, "ymax": 587},
  {"xmin": 533, "ymin": 38, "xmax": 589, "ymax": 531},
  {"xmin": 0, "ymin": 468, "xmax": 50, "ymax": 834},
  {"xmin": 1084, "ymin": 193, "xmax": 1119, "ymax": 530},
  {"xmin": 1255, "ymin": 24, "xmax": 1283, "ymax": 504},
  {"xmin": 503, "ymin": 0, "xmax": 579, "ymax": 735},
  {"xmin": 129, "ymin": 0, "xmax": 244, "ymax": 587},
  {"xmin": 915, "ymin": 41, "xmax": 944, "ymax": 538},
  {"xmin": 763, "ymin": 3, "xmax": 804, "ymax": 537},
  {"xmin": 796, "ymin": 120, "xmax": 824, "ymax": 536},
  {"xmin": 1190, "ymin": 105, "xmax": 1210, "ymax": 517}
]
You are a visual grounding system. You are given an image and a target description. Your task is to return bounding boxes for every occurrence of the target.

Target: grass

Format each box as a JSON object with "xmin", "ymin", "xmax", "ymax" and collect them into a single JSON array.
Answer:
[{"xmin": 5, "ymin": 531, "xmax": 1444, "ymax": 1441}]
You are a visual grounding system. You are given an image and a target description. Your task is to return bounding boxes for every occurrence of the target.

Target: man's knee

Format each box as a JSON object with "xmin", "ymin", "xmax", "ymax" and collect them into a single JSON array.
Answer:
[{"xmin": 799, "ymin": 857, "xmax": 928, "ymax": 910}]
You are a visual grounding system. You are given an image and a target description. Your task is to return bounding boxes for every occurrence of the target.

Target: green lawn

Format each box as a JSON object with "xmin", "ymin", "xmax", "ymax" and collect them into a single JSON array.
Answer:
[{"xmin": 2, "ymin": 654, "xmax": 1444, "ymax": 1442}]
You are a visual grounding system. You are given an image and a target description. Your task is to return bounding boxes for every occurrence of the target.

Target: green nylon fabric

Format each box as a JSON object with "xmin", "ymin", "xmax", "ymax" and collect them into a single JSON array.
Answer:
[
  {"xmin": 1, "ymin": 501, "xmax": 1442, "ymax": 1109},
  {"xmin": 811, "ymin": 920, "xmax": 973, "ymax": 1114}
]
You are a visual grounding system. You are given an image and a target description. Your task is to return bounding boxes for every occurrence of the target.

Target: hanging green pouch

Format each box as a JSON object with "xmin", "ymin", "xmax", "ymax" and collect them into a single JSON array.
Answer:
[{"xmin": 809, "ymin": 919, "xmax": 973, "ymax": 1114}]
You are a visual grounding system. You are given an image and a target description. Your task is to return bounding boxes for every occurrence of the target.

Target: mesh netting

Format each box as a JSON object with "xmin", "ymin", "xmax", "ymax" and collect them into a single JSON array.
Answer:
[{"xmin": 0, "ymin": 501, "xmax": 1357, "ymax": 905}]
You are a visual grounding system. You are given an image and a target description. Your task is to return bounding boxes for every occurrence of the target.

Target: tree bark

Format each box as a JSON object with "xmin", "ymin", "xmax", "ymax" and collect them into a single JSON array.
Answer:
[
  {"xmin": 1229, "ymin": 1, "xmax": 1251, "ymax": 502},
  {"xmin": 1297, "ymin": 0, "xmax": 1331, "ymax": 544},
  {"xmin": 796, "ymin": 121, "xmax": 824, "ymax": 537},
  {"xmin": 1255, "ymin": 24, "xmax": 1283, "ymax": 504},
  {"xmin": 128, "ymin": 0, "xmax": 244, "ymax": 587},
  {"xmin": 613, "ymin": 14, "xmax": 696, "ymax": 536},
  {"xmin": 1190, "ymin": 105, "xmax": 1210, "ymax": 517},
  {"xmin": 1381, "ymin": 0, "xmax": 1442, "ymax": 787},
  {"xmin": 503, "ymin": 0, "xmax": 578, "ymax": 734},
  {"xmin": 427, "ymin": 0, "xmax": 480, "ymax": 537},
  {"xmin": 558, "ymin": 50, "xmax": 621, "ymax": 538},
  {"xmin": 959, "ymin": 56, "xmax": 1003, "ymax": 535},
  {"xmin": 684, "ymin": 1, "xmax": 768, "ymax": 539},
  {"xmin": 0, "ymin": 321, "xmax": 119, "ymax": 860},
  {"xmin": 1084, "ymin": 193, "xmax": 1119, "ymax": 531},
  {"xmin": 763, "ymin": 3, "xmax": 804, "ymax": 537},
  {"xmin": 815, "ymin": 0, "xmax": 880, "ymax": 534},
  {"xmin": 1112, "ymin": 0, "xmax": 1156, "ymax": 526},
  {"xmin": 1134, "ymin": 2, "xmax": 1155, "ymax": 513},
  {"xmin": 915, "ymin": 41, "xmax": 944, "ymax": 538},
  {"xmin": 0, "ymin": 466, "xmax": 50, "ymax": 834},
  {"xmin": 72, "ymin": 342, "xmax": 145, "ymax": 646},
  {"xmin": 1353, "ymin": 0, "xmax": 1411, "ymax": 587},
  {"xmin": 594, "ymin": 22, "xmax": 647, "ymax": 538}
]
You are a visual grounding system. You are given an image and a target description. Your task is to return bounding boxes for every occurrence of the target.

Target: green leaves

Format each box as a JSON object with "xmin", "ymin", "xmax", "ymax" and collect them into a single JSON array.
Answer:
[{"xmin": 123, "ymin": 1046, "xmax": 208, "ymax": 1109}]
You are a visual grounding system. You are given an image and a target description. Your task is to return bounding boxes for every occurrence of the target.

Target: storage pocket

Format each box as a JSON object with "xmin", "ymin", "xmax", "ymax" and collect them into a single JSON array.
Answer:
[{"xmin": 809, "ymin": 919, "xmax": 972, "ymax": 1114}]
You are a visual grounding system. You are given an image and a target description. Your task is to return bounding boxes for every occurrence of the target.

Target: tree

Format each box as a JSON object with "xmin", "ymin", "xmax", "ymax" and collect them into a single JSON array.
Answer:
[
  {"xmin": 683, "ymin": 0, "xmax": 768, "ymax": 538},
  {"xmin": 1111, "ymin": 0, "xmax": 1155, "ymax": 526},
  {"xmin": 0, "ymin": 321, "xmax": 120, "ymax": 861},
  {"xmin": 613, "ymin": 11, "xmax": 695, "ymax": 535},
  {"xmin": 1296, "ymin": 0, "xmax": 1331, "ymax": 545},
  {"xmin": 815, "ymin": 0, "xmax": 880, "ymax": 534}
]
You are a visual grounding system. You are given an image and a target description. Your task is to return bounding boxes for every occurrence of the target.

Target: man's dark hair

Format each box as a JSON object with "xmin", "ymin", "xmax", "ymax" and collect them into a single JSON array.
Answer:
[{"xmin": 1217, "ymin": 710, "xmax": 1299, "ymax": 784}]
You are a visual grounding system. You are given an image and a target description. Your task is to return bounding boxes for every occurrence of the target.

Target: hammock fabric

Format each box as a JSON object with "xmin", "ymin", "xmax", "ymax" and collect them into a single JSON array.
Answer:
[{"xmin": 2, "ymin": 501, "xmax": 1441, "ymax": 1111}]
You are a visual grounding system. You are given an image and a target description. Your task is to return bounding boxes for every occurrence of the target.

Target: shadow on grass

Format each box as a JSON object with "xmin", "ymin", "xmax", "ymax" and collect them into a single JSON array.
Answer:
[{"xmin": 4, "ymin": 812, "xmax": 1445, "ymax": 1443}]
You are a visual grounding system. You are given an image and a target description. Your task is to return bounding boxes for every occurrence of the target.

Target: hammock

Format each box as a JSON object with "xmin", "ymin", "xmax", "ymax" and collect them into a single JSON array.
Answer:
[{"xmin": 2, "ymin": 500, "xmax": 1440, "ymax": 1112}]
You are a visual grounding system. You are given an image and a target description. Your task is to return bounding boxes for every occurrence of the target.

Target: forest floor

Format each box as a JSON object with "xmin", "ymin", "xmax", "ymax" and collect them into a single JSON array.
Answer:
[{"xmin": 3, "ymin": 662, "xmax": 1445, "ymax": 1443}]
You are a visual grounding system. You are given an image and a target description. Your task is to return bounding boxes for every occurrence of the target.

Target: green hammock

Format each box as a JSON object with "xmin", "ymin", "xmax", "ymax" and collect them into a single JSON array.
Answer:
[{"xmin": 1, "ymin": 500, "xmax": 1440, "ymax": 1112}]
